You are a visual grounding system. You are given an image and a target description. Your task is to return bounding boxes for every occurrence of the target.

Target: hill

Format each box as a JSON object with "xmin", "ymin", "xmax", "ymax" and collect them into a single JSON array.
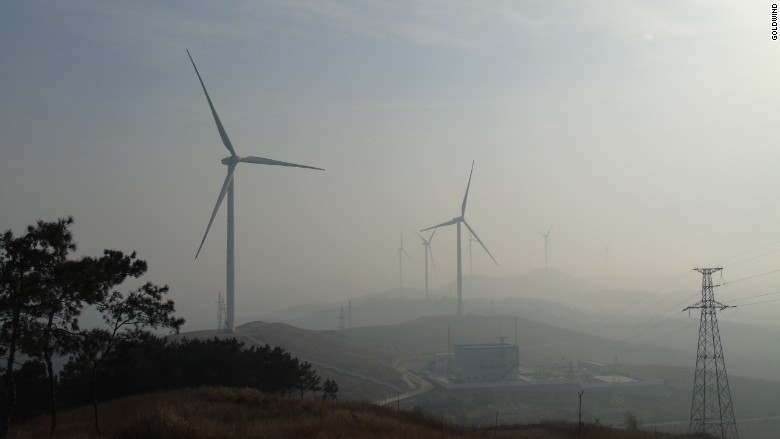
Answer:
[
  {"xmin": 256, "ymin": 271, "xmax": 780, "ymax": 382},
  {"xmin": 174, "ymin": 314, "xmax": 780, "ymax": 438},
  {"xmin": 174, "ymin": 314, "xmax": 684, "ymax": 401},
  {"xmin": 9, "ymin": 386, "xmax": 696, "ymax": 439}
]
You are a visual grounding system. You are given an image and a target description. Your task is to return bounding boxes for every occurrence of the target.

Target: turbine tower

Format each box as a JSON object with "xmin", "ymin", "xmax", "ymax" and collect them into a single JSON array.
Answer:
[
  {"xmin": 188, "ymin": 50, "xmax": 323, "ymax": 333},
  {"xmin": 422, "ymin": 161, "xmax": 497, "ymax": 315},
  {"xmin": 414, "ymin": 229, "xmax": 437, "ymax": 298},
  {"xmin": 467, "ymin": 230, "xmax": 477, "ymax": 276},
  {"xmin": 684, "ymin": 267, "xmax": 739, "ymax": 439},
  {"xmin": 397, "ymin": 231, "xmax": 411, "ymax": 288},
  {"xmin": 539, "ymin": 225, "xmax": 553, "ymax": 269}
]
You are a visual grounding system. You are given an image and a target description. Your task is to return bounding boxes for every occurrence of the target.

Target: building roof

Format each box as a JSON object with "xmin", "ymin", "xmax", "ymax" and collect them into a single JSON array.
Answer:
[{"xmin": 455, "ymin": 344, "xmax": 517, "ymax": 350}]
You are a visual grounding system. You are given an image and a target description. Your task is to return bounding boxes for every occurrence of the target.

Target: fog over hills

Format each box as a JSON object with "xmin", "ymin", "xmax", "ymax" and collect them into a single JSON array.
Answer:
[{"xmin": 254, "ymin": 269, "xmax": 780, "ymax": 382}]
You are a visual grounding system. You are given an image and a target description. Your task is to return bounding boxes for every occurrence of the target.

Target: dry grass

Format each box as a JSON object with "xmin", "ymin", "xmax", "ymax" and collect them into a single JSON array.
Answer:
[{"xmin": 9, "ymin": 387, "xmax": 696, "ymax": 439}]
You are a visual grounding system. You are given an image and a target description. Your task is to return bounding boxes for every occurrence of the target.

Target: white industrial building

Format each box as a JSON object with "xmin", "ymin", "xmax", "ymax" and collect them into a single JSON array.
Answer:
[{"xmin": 452, "ymin": 343, "xmax": 519, "ymax": 383}]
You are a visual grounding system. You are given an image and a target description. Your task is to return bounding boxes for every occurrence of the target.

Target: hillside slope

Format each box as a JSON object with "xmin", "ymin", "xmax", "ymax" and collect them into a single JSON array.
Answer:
[{"xmin": 10, "ymin": 387, "xmax": 695, "ymax": 439}]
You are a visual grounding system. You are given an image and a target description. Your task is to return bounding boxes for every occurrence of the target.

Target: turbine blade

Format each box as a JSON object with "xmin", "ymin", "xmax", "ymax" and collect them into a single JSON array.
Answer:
[
  {"xmin": 461, "ymin": 160, "xmax": 475, "ymax": 217},
  {"xmin": 187, "ymin": 50, "xmax": 237, "ymax": 157},
  {"xmin": 196, "ymin": 162, "xmax": 237, "ymax": 258},
  {"xmin": 240, "ymin": 156, "xmax": 324, "ymax": 171},
  {"xmin": 547, "ymin": 224, "xmax": 553, "ymax": 235},
  {"xmin": 463, "ymin": 219, "xmax": 498, "ymax": 265},
  {"xmin": 428, "ymin": 227, "xmax": 437, "ymax": 242},
  {"xmin": 401, "ymin": 248, "xmax": 412, "ymax": 260},
  {"xmin": 421, "ymin": 218, "xmax": 459, "ymax": 232},
  {"xmin": 414, "ymin": 231, "xmax": 426, "ymax": 243}
]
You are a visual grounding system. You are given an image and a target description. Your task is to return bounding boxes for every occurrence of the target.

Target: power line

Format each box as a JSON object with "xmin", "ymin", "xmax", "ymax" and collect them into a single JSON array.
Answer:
[
  {"xmin": 715, "ymin": 240, "xmax": 780, "ymax": 265},
  {"xmin": 723, "ymin": 248, "xmax": 780, "ymax": 268},
  {"xmin": 593, "ymin": 319, "xmax": 699, "ymax": 362},
  {"xmin": 606, "ymin": 270, "xmax": 699, "ymax": 317},
  {"xmin": 581, "ymin": 290, "xmax": 701, "ymax": 360},
  {"xmin": 722, "ymin": 268, "xmax": 780, "ymax": 286},
  {"xmin": 729, "ymin": 297, "xmax": 780, "ymax": 308},
  {"xmin": 724, "ymin": 291, "xmax": 780, "ymax": 303},
  {"xmin": 585, "ymin": 241, "xmax": 779, "ymax": 354}
]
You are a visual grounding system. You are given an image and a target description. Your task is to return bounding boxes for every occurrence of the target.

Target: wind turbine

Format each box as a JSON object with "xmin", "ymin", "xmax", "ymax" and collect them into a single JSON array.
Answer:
[
  {"xmin": 467, "ymin": 230, "xmax": 478, "ymax": 276},
  {"xmin": 422, "ymin": 161, "xmax": 497, "ymax": 315},
  {"xmin": 539, "ymin": 225, "xmax": 553, "ymax": 269},
  {"xmin": 414, "ymin": 229, "xmax": 437, "ymax": 298},
  {"xmin": 188, "ymin": 50, "xmax": 323, "ymax": 333},
  {"xmin": 397, "ymin": 231, "xmax": 412, "ymax": 289}
]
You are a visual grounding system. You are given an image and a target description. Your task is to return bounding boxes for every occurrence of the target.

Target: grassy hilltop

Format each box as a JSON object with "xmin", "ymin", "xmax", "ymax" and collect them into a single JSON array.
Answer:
[{"xmin": 11, "ymin": 387, "xmax": 701, "ymax": 439}]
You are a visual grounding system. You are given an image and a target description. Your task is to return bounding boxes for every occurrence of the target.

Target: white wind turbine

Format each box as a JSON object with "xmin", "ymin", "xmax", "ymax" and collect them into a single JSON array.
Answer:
[
  {"xmin": 188, "ymin": 50, "xmax": 323, "ymax": 333},
  {"xmin": 422, "ymin": 161, "xmax": 497, "ymax": 315},
  {"xmin": 539, "ymin": 225, "xmax": 553, "ymax": 269},
  {"xmin": 397, "ymin": 231, "xmax": 412, "ymax": 289},
  {"xmin": 467, "ymin": 230, "xmax": 478, "ymax": 276},
  {"xmin": 414, "ymin": 229, "xmax": 437, "ymax": 298}
]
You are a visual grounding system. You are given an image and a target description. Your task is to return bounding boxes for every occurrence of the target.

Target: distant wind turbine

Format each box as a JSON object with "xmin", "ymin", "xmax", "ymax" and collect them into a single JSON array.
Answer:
[
  {"xmin": 414, "ymin": 229, "xmax": 437, "ymax": 298},
  {"xmin": 188, "ymin": 50, "xmax": 323, "ymax": 333},
  {"xmin": 422, "ymin": 161, "xmax": 497, "ymax": 315},
  {"xmin": 539, "ymin": 225, "xmax": 553, "ymax": 269},
  {"xmin": 397, "ymin": 231, "xmax": 412, "ymax": 289}
]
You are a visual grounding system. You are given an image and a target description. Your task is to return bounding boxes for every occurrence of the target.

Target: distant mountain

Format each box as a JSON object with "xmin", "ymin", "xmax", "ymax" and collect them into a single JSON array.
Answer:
[
  {"xmin": 256, "ymin": 268, "xmax": 663, "ymax": 329},
  {"xmin": 239, "ymin": 277, "xmax": 370, "ymax": 319},
  {"xmin": 254, "ymin": 269, "xmax": 780, "ymax": 382}
]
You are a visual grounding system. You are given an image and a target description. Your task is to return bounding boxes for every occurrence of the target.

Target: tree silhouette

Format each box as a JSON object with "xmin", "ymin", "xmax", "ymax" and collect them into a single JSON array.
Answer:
[
  {"xmin": 72, "ymin": 279, "xmax": 184, "ymax": 436},
  {"xmin": 0, "ymin": 218, "xmax": 78, "ymax": 437},
  {"xmin": 1, "ymin": 218, "xmax": 183, "ymax": 438}
]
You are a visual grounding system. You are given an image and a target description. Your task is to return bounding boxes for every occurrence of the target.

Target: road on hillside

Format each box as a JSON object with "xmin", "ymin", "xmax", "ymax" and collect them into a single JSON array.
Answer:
[{"xmin": 374, "ymin": 362, "xmax": 433, "ymax": 406}]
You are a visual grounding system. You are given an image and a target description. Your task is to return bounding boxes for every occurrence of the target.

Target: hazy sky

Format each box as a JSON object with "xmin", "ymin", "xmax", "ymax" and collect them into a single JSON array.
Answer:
[{"xmin": 2, "ymin": 1, "xmax": 779, "ymax": 329}]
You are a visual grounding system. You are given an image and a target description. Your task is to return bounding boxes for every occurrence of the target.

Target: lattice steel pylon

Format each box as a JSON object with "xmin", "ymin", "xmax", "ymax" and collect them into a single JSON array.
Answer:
[{"xmin": 684, "ymin": 267, "xmax": 739, "ymax": 439}]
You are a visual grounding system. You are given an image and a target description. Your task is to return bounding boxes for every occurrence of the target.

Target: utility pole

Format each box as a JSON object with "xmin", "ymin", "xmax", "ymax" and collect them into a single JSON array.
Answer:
[
  {"xmin": 348, "ymin": 300, "xmax": 352, "ymax": 329},
  {"xmin": 684, "ymin": 267, "xmax": 739, "ymax": 439},
  {"xmin": 495, "ymin": 336, "xmax": 508, "ymax": 362},
  {"xmin": 447, "ymin": 321, "xmax": 452, "ymax": 375},
  {"xmin": 216, "ymin": 291, "xmax": 225, "ymax": 331},
  {"xmin": 338, "ymin": 306, "xmax": 346, "ymax": 331},
  {"xmin": 578, "ymin": 391, "xmax": 585, "ymax": 437}
]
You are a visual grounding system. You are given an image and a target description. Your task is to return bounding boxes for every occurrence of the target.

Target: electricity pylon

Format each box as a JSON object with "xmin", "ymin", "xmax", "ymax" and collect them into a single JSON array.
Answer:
[{"xmin": 684, "ymin": 267, "xmax": 739, "ymax": 439}]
